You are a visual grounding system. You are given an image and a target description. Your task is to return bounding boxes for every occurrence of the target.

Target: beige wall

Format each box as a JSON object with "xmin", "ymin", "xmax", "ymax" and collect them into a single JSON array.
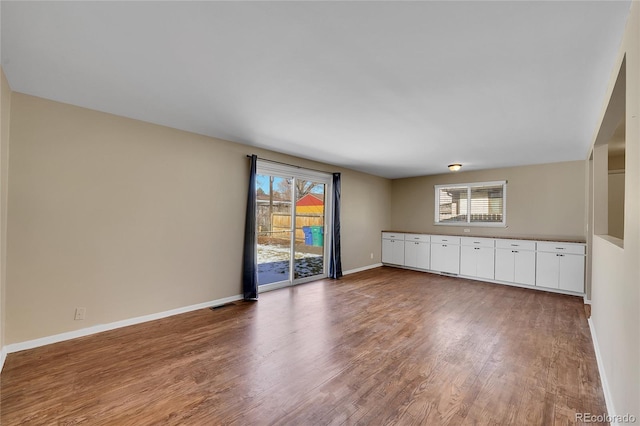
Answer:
[
  {"xmin": 608, "ymin": 153, "xmax": 625, "ymax": 240},
  {"xmin": 390, "ymin": 161, "xmax": 586, "ymax": 241},
  {"xmin": 0, "ymin": 68, "xmax": 11, "ymax": 356},
  {"xmin": 6, "ymin": 93, "xmax": 391, "ymax": 344},
  {"xmin": 590, "ymin": 2, "xmax": 639, "ymax": 418},
  {"xmin": 607, "ymin": 172, "xmax": 625, "ymax": 240},
  {"xmin": 609, "ymin": 152, "xmax": 626, "ymax": 170}
]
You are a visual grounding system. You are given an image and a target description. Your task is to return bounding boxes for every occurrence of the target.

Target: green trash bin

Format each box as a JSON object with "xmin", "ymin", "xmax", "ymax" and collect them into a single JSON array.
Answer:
[{"xmin": 310, "ymin": 226, "xmax": 324, "ymax": 247}]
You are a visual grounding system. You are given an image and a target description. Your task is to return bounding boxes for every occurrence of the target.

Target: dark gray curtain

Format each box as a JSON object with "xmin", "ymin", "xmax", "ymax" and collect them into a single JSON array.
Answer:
[
  {"xmin": 329, "ymin": 172, "xmax": 343, "ymax": 279},
  {"xmin": 242, "ymin": 154, "xmax": 258, "ymax": 300}
]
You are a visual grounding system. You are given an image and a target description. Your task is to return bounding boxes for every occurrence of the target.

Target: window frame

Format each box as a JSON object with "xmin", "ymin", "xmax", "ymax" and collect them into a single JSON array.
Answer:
[{"xmin": 434, "ymin": 180, "xmax": 507, "ymax": 227}]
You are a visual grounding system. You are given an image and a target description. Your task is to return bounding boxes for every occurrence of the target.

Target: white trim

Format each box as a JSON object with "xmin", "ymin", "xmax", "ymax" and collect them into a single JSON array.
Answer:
[
  {"xmin": 0, "ymin": 347, "xmax": 6, "ymax": 373},
  {"xmin": 256, "ymin": 160, "xmax": 332, "ymax": 182},
  {"xmin": 433, "ymin": 222, "xmax": 507, "ymax": 228},
  {"xmin": 607, "ymin": 169, "xmax": 625, "ymax": 175},
  {"xmin": 343, "ymin": 263, "xmax": 383, "ymax": 275},
  {"xmin": 258, "ymin": 280, "xmax": 291, "ymax": 293},
  {"xmin": 588, "ymin": 318, "xmax": 616, "ymax": 422},
  {"xmin": 5, "ymin": 294, "xmax": 243, "ymax": 354},
  {"xmin": 583, "ymin": 296, "xmax": 592, "ymax": 305}
]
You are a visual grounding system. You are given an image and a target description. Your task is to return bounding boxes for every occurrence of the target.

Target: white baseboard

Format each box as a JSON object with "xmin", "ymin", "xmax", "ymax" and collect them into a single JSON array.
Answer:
[
  {"xmin": 0, "ymin": 346, "xmax": 6, "ymax": 373},
  {"xmin": 343, "ymin": 263, "xmax": 382, "ymax": 275},
  {"xmin": 5, "ymin": 294, "xmax": 243, "ymax": 355},
  {"xmin": 588, "ymin": 318, "xmax": 616, "ymax": 422},
  {"xmin": 583, "ymin": 296, "xmax": 592, "ymax": 305}
]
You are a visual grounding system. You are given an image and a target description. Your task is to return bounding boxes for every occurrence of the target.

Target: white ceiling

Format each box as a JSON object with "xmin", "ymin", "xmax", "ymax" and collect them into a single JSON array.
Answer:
[{"xmin": 0, "ymin": 1, "xmax": 631, "ymax": 179}]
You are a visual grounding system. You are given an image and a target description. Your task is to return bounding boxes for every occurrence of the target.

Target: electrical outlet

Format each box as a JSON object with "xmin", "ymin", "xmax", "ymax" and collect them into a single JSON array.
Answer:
[
  {"xmin": 370, "ymin": 252, "xmax": 374, "ymax": 259},
  {"xmin": 463, "ymin": 228, "xmax": 471, "ymax": 233},
  {"xmin": 74, "ymin": 307, "xmax": 86, "ymax": 320}
]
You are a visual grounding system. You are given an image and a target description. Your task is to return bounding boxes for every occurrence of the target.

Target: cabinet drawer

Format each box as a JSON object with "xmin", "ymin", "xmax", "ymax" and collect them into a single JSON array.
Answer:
[
  {"xmin": 382, "ymin": 232, "xmax": 405, "ymax": 240},
  {"xmin": 431, "ymin": 235, "xmax": 460, "ymax": 245},
  {"xmin": 404, "ymin": 233, "xmax": 430, "ymax": 243},
  {"xmin": 495, "ymin": 239, "xmax": 536, "ymax": 251},
  {"xmin": 461, "ymin": 237, "xmax": 494, "ymax": 248},
  {"xmin": 536, "ymin": 242, "xmax": 585, "ymax": 255}
]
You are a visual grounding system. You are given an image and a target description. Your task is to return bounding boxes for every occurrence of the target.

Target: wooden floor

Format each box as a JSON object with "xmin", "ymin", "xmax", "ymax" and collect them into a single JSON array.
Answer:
[{"xmin": 1, "ymin": 267, "xmax": 606, "ymax": 425}]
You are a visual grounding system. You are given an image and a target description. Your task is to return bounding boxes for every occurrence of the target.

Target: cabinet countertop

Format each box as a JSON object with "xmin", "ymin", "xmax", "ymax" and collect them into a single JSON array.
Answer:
[{"xmin": 382, "ymin": 231, "xmax": 586, "ymax": 244}]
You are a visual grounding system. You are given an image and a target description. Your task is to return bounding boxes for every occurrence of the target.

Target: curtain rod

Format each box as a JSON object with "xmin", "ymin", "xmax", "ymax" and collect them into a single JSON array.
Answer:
[{"xmin": 247, "ymin": 154, "xmax": 336, "ymax": 175}]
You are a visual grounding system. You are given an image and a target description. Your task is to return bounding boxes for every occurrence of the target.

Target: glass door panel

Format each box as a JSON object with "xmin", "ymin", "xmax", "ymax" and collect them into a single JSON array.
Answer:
[
  {"xmin": 256, "ymin": 174, "xmax": 293, "ymax": 286},
  {"xmin": 294, "ymin": 180, "xmax": 326, "ymax": 281}
]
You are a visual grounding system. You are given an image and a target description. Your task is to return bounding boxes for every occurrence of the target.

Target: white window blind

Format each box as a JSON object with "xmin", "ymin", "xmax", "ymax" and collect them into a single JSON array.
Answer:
[{"xmin": 435, "ymin": 181, "xmax": 507, "ymax": 226}]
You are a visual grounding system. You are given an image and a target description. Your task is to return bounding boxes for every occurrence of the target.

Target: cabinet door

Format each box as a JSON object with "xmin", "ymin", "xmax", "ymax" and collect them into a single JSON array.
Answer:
[
  {"xmin": 476, "ymin": 247, "xmax": 495, "ymax": 280},
  {"xmin": 535, "ymin": 252, "xmax": 559, "ymax": 288},
  {"xmin": 432, "ymin": 244, "xmax": 459, "ymax": 274},
  {"xmin": 391, "ymin": 240, "xmax": 405, "ymax": 265},
  {"xmin": 431, "ymin": 244, "xmax": 455, "ymax": 273},
  {"xmin": 558, "ymin": 254, "xmax": 585, "ymax": 293},
  {"xmin": 383, "ymin": 239, "xmax": 404, "ymax": 265},
  {"xmin": 382, "ymin": 239, "xmax": 394, "ymax": 264},
  {"xmin": 415, "ymin": 242, "xmax": 431, "ymax": 270},
  {"xmin": 460, "ymin": 246, "xmax": 477, "ymax": 277},
  {"xmin": 404, "ymin": 241, "xmax": 417, "ymax": 267},
  {"xmin": 514, "ymin": 251, "xmax": 536, "ymax": 286},
  {"xmin": 445, "ymin": 245, "xmax": 461, "ymax": 274},
  {"xmin": 495, "ymin": 249, "xmax": 514, "ymax": 282},
  {"xmin": 430, "ymin": 244, "xmax": 444, "ymax": 272}
]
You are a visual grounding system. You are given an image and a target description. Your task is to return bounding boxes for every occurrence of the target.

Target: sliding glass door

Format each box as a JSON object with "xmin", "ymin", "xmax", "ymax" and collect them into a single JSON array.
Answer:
[{"xmin": 256, "ymin": 162, "xmax": 332, "ymax": 291}]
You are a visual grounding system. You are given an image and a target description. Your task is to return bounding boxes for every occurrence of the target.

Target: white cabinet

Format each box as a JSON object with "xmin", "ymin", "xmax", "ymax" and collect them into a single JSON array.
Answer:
[
  {"xmin": 460, "ymin": 238, "xmax": 495, "ymax": 280},
  {"xmin": 535, "ymin": 242, "xmax": 585, "ymax": 292},
  {"xmin": 494, "ymin": 239, "xmax": 536, "ymax": 286},
  {"xmin": 430, "ymin": 236, "xmax": 460, "ymax": 274},
  {"xmin": 404, "ymin": 234, "xmax": 431, "ymax": 270},
  {"xmin": 380, "ymin": 232, "xmax": 586, "ymax": 295},
  {"xmin": 382, "ymin": 233, "xmax": 405, "ymax": 265}
]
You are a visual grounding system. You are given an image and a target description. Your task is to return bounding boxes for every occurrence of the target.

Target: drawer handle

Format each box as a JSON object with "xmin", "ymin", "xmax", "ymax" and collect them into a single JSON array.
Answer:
[
  {"xmin": 473, "ymin": 242, "xmax": 480, "ymax": 244},
  {"xmin": 511, "ymin": 244, "xmax": 519, "ymax": 247},
  {"xmin": 555, "ymin": 247, "xmax": 565, "ymax": 250},
  {"xmin": 442, "ymin": 239, "xmax": 448, "ymax": 242}
]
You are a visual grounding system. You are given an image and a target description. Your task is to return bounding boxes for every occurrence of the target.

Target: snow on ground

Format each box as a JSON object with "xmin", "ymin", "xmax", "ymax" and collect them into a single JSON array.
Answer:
[
  {"xmin": 258, "ymin": 244, "xmax": 323, "ymax": 285},
  {"xmin": 257, "ymin": 244, "xmax": 318, "ymax": 263}
]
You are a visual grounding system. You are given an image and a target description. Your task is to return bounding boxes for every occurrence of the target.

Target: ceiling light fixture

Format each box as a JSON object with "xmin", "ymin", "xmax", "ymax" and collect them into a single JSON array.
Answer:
[{"xmin": 448, "ymin": 163, "xmax": 462, "ymax": 172}]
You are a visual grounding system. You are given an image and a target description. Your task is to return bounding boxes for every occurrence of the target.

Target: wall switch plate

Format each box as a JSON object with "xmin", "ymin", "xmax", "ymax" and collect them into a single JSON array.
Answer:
[
  {"xmin": 74, "ymin": 307, "xmax": 86, "ymax": 320},
  {"xmin": 370, "ymin": 252, "xmax": 374, "ymax": 259}
]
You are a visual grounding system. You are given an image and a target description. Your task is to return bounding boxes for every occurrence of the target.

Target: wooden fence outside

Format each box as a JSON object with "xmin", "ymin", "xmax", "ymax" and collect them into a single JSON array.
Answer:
[{"xmin": 270, "ymin": 214, "xmax": 324, "ymax": 242}]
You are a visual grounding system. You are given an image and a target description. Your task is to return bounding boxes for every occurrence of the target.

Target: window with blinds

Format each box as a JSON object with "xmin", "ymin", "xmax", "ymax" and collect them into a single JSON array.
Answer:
[{"xmin": 434, "ymin": 181, "xmax": 507, "ymax": 226}]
